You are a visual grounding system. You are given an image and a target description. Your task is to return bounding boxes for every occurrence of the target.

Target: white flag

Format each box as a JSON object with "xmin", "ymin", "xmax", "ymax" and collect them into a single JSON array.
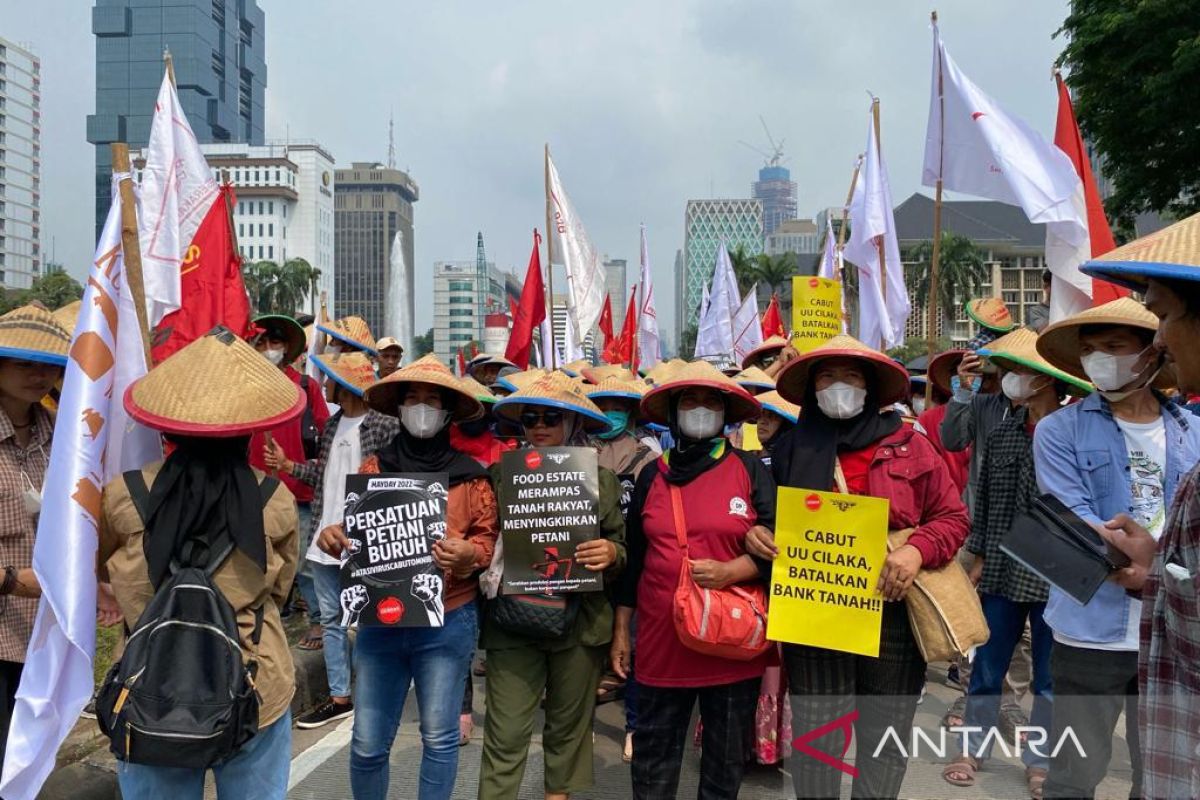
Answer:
[
  {"xmin": 137, "ymin": 71, "xmax": 220, "ymax": 327},
  {"xmin": 818, "ymin": 215, "xmax": 840, "ymax": 281},
  {"xmin": 845, "ymin": 106, "xmax": 909, "ymax": 349},
  {"xmin": 695, "ymin": 242, "xmax": 736, "ymax": 360},
  {"xmin": 923, "ymin": 20, "xmax": 1090, "ymax": 318},
  {"xmin": 732, "ymin": 285, "xmax": 764, "ymax": 365},
  {"xmin": 546, "ymin": 152, "xmax": 606, "ymax": 340},
  {"xmin": 637, "ymin": 225, "xmax": 661, "ymax": 369},
  {"xmin": 1, "ymin": 176, "xmax": 161, "ymax": 800}
]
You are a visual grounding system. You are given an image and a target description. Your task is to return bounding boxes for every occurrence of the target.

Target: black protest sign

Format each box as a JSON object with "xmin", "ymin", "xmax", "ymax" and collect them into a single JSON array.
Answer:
[
  {"xmin": 339, "ymin": 473, "xmax": 449, "ymax": 627},
  {"xmin": 499, "ymin": 447, "xmax": 602, "ymax": 594}
]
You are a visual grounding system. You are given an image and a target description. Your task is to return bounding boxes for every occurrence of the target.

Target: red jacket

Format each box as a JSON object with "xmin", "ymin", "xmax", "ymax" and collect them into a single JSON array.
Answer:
[
  {"xmin": 862, "ymin": 425, "xmax": 970, "ymax": 569},
  {"xmin": 249, "ymin": 366, "xmax": 329, "ymax": 504},
  {"xmin": 917, "ymin": 403, "xmax": 971, "ymax": 496}
]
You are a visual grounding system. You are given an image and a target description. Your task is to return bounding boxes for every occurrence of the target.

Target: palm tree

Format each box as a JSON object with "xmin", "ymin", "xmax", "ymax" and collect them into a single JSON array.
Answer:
[
  {"xmin": 727, "ymin": 244, "xmax": 760, "ymax": 296},
  {"xmin": 243, "ymin": 258, "xmax": 323, "ymax": 316},
  {"xmin": 905, "ymin": 232, "xmax": 988, "ymax": 333}
]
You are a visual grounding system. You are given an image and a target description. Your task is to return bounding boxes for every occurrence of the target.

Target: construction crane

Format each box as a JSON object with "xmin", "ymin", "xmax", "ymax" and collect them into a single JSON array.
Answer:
[{"xmin": 738, "ymin": 115, "xmax": 786, "ymax": 168}]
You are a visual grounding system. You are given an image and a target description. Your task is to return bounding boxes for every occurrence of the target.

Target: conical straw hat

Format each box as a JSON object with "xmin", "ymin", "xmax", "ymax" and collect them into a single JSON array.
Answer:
[
  {"xmin": 51, "ymin": 301, "xmax": 81, "ymax": 337},
  {"xmin": 776, "ymin": 333, "xmax": 910, "ymax": 406},
  {"xmin": 496, "ymin": 367, "xmax": 550, "ymax": 394},
  {"xmin": 644, "ymin": 358, "xmax": 688, "ymax": 387},
  {"xmin": 312, "ymin": 351, "xmax": 377, "ymax": 398},
  {"xmin": 741, "ymin": 335, "xmax": 790, "ymax": 369},
  {"xmin": 977, "ymin": 327, "xmax": 1092, "ymax": 395},
  {"xmin": 493, "ymin": 371, "xmax": 610, "ymax": 431},
  {"xmin": 1036, "ymin": 297, "xmax": 1162, "ymax": 381},
  {"xmin": 928, "ymin": 349, "xmax": 970, "ymax": 396},
  {"xmin": 560, "ymin": 359, "xmax": 591, "ymax": 377},
  {"xmin": 965, "ymin": 297, "xmax": 1015, "ymax": 333},
  {"xmin": 1082, "ymin": 211, "xmax": 1200, "ymax": 289},
  {"xmin": 642, "ymin": 360, "xmax": 760, "ymax": 426},
  {"xmin": 585, "ymin": 376, "xmax": 647, "ymax": 403},
  {"xmin": 733, "ymin": 366, "xmax": 776, "ymax": 394},
  {"xmin": 0, "ymin": 304, "xmax": 72, "ymax": 366},
  {"xmin": 125, "ymin": 326, "xmax": 305, "ymax": 436},
  {"xmin": 459, "ymin": 374, "xmax": 499, "ymax": 405},
  {"xmin": 581, "ymin": 363, "xmax": 635, "ymax": 384},
  {"xmin": 756, "ymin": 390, "xmax": 800, "ymax": 424},
  {"xmin": 364, "ymin": 353, "xmax": 483, "ymax": 422},
  {"xmin": 317, "ymin": 315, "xmax": 377, "ymax": 355}
]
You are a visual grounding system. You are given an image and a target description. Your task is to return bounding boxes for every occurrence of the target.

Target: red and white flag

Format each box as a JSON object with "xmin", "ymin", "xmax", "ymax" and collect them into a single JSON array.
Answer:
[
  {"xmin": 546, "ymin": 150, "xmax": 606, "ymax": 340},
  {"xmin": 636, "ymin": 225, "xmax": 661, "ymax": 369}
]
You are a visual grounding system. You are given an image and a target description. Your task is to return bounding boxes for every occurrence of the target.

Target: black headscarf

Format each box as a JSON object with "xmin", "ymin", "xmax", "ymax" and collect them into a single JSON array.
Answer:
[
  {"xmin": 771, "ymin": 371, "xmax": 901, "ymax": 491},
  {"xmin": 143, "ymin": 437, "xmax": 266, "ymax": 588},
  {"xmin": 662, "ymin": 394, "xmax": 729, "ymax": 485},
  {"xmin": 377, "ymin": 424, "xmax": 488, "ymax": 486}
]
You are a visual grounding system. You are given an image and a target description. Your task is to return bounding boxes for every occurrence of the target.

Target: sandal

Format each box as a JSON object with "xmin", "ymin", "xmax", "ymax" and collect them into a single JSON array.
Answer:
[
  {"xmin": 297, "ymin": 627, "xmax": 324, "ymax": 651},
  {"xmin": 1026, "ymin": 766, "xmax": 1047, "ymax": 799},
  {"xmin": 596, "ymin": 674, "xmax": 625, "ymax": 705},
  {"xmin": 941, "ymin": 696, "xmax": 966, "ymax": 729},
  {"xmin": 942, "ymin": 755, "xmax": 979, "ymax": 787}
]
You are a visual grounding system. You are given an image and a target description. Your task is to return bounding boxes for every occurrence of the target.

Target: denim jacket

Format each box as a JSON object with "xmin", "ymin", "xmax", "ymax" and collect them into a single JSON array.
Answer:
[{"xmin": 1033, "ymin": 392, "xmax": 1200, "ymax": 643}]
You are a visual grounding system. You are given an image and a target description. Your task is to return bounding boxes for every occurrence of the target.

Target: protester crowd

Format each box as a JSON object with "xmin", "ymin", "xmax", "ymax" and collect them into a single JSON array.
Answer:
[{"xmin": 2, "ymin": 235, "xmax": 1200, "ymax": 800}]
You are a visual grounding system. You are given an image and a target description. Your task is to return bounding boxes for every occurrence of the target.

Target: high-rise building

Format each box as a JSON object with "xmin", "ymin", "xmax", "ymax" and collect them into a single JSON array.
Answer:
[
  {"xmin": 679, "ymin": 199, "xmax": 763, "ymax": 340},
  {"xmin": 602, "ymin": 256, "xmax": 627, "ymax": 331},
  {"xmin": 753, "ymin": 165, "xmax": 797, "ymax": 238},
  {"xmin": 672, "ymin": 249, "xmax": 684, "ymax": 351},
  {"xmin": 432, "ymin": 260, "xmax": 505, "ymax": 366},
  {"xmin": 0, "ymin": 37, "xmax": 41, "ymax": 288},
  {"xmin": 334, "ymin": 162, "xmax": 419, "ymax": 337},
  {"xmin": 88, "ymin": 0, "xmax": 267, "ymax": 236},
  {"xmin": 131, "ymin": 140, "xmax": 336, "ymax": 313},
  {"xmin": 765, "ymin": 218, "xmax": 819, "ymax": 257}
]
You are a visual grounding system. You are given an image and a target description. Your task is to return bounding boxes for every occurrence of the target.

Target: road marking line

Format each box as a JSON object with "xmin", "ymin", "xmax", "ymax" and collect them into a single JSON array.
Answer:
[{"xmin": 288, "ymin": 716, "xmax": 355, "ymax": 789}]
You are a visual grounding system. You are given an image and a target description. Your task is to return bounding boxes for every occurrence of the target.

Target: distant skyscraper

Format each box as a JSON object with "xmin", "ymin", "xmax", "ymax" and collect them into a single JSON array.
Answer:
[
  {"xmin": 87, "ymin": 0, "xmax": 267, "ymax": 236},
  {"xmin": 680, "ymin": 199, "xmax": 763, "ymax": 337},
  {"xmin": 334, "ymin": 162, "xmax": 419, "ymax": 337},
  {"xmin": 0, "ymin": 37, "xmax": 41, "ymax": 288},
  {"xmin": 753, "ymin": 165, "xmax": 797, "ymax": 238},
  {"xmin": 602, "ymin": 257, "xmax": 627, "ymax": 331},
  {"xmin": 432, "ymin": 260, "xmax": 505, "ymax": 366}
]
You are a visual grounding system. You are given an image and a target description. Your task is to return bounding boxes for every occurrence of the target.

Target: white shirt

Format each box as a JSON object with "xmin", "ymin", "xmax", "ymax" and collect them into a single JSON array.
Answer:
[
  {"xmin": 1054, "ymin": 415, "xmax": 1166, "ymax": 652},
  {"xmin": 307, "ymin": 413, "xmax": 365, "ymax": 565}
]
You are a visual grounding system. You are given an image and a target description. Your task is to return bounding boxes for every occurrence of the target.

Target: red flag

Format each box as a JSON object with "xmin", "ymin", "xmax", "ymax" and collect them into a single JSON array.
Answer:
[
  {"xmin": 151, "ymin": 185, "xmax": 251, "ymax": 363},
  {"xmin": 508, "ymin": 297, "xmax": 519, "ymax": 323},
  {"xmin": 504, "ymin": 230, "xmax": 548, "ymax": 369},
  {"xmin": 761, "ymin": 293, "xmax": 786, "ymax": 338},
  {"xmin": 598, "ymin": 294, "xmax": 615, "ymax": 350},
  {"xmin": 619, "ymin": 286, "xmax": 638, "ymax": 370},
  {"xmin": 1053, "ymin": 73, "xmax": 1126, "ymax": 306},
  {"xmin": 457, "ymin": 347, "xmax": 467, "ymax": 376}
]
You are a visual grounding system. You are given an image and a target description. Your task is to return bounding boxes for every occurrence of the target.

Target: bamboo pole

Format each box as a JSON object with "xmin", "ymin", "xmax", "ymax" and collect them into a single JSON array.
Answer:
[
  {"xmin": 544, "ymin": 145, "xmax": 557, "ymax": 368},
  {"xmin": 926, "ymin": 10, "xmax": 945, "ymax": 405},
  {"xmin": 111, "ymin": 144, "xmax": 154, "ymax": 365},
  {"xmin": 837, "ymin": 155, "xmax": 863, "ymax": 332},
  {"xmin": 163, "ymin": 48, "xmax": 176, "ymax": 87},
  {"xmin": 872, "ymin": 97, "xmax": 887, "ymax": 303}
]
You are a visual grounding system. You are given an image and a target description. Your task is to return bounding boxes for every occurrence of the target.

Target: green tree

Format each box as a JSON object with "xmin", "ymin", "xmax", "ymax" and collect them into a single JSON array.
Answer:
[
  {"xmin": 412, "ymin": 327, "xmax": 434, "ymax": 358},
  {"xmin": 242, "ymin": 258, "xmax": 322, "ymax": 316},
  {"xmin": 678, "ymin": 324, "xmax": 698, "ymax": 359},
  {"xmin": 887, "ymin": 337, "xmax": 951, "ymax": 367},
  {"xmin": 727, "ymin": 244, "xmax": 759, "ymax": 296},
  {"xmin": 26, "ymin": 272, "xmax": 84, "ymax": 309},
  {"xmin": 1057, "ymin": 2, "xmax": 1200, "ymax": 231},
  {"xmin": 904, "ymin": 233, "xmax": 988, "ymax": 334},
  {"xmin": 752, "ymin": 253, "xmax": 796, "ymax": 295}
]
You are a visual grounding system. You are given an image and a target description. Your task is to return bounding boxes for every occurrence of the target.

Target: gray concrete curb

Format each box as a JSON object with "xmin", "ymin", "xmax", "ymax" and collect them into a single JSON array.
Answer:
[
  {"xmin": 289, "ymin": 643, "xmax": 331, "ymax": 716},
  {"xmin": 36, "ymin": 763, "xmax": 120, "ymax": 800}
]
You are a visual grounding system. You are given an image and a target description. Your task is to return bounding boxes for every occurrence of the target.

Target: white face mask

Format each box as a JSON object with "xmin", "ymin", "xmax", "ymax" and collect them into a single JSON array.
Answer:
[
  {"xmin": 1080, "ymin": 347, "xmax": 1153, "ymax": 392},
  {"xmin": 816, "ymin": 382, "xmax": 867, "ymax": 419},
  {"xmin": 912, "ymin": 396, "xmax": 927, "ymax": 415},
  {"xmin": 678, "ymin": 406, "xmax": 724, "ymax": 439},
  {"xmin": 264, "ymin": 347, "xmax": 285, "ymax": 366},
  {"xmin": 1001, "ymin": 372, "xmax": 1046, "ymax": 402},
  {"xmin": 400, "ymin": 403, "xmax": 450, "ymax": 439}
]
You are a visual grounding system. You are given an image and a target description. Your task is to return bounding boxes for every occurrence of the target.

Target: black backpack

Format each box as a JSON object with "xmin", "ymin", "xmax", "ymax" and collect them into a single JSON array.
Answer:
[
  {"xmin": 299, "ymin": 375, "xmax": 320, "ymax": 459},
  {"xmin": 96, "ymin": 470, "xmax": 279, "ymax": 768}
]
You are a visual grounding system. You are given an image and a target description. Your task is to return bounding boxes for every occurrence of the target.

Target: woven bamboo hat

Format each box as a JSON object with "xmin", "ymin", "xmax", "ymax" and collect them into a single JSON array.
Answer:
[
  {"xmin": 364, "ymin": 354, "xmax": 483, "ymax": 422},
  {"xmin": 642, "ymin": 360, "xmax": 761, "ymax": 426},
  {"xmin": 250, "ymin": 314, "xmax": 307, "ymax": 364},
  {"xmin": 0, "ymin": 304, "xmax": 71, "ymax": 366},
  {"xmin": 560, "ymin": 359, "xmax": 591, "ymax": 377},
  {"xmin": 733, "ymin": 366, "xmax": 776, "ymax": 394},
  {"xmin": 1081, "ymin": 211, "xmax": 1200, "ymax": 289},
  {"xmin": 644, "ymin": 358, "xmax": 688, "ymax": 386},
  {"xmin": 585, "ymin": 375, "xmax": 647, "ymax": 404},
  {"xmin": 125, "ymin": 326, "xmax": 304, "ymax": 436},
  {"xmin": 493, "ymin": 371, "xmax": 610, "ymax": 431},
  {"xmin": 757, "ymin": 390, "xmax": 800, "ymax": 424},
  {"xmin": 777, "ymin": 334, "xmax": 910, "ymax": 406},
  {"xmin": 977, "ymin": 327, "xmax": 1092, "ymax": 395},
  {"xmin": 313, "ymin": 351, "xmax": 377, "ymax": 398},
  {"xmin": 495, "ymin": 367, "xmax": 550, "ymax": 394},
  {"xmin": 317, "ymin": 315, "xmax": 377, "ymax": 355},
  {"xmin": 459, "ymin": 374, "xmax": 499, "ymax": 405},
  {"xmin": 741, "ymin": 335, "xmax": 790, "ymax": 369},
  {"xmin": 928, "ymin": 349, "xmax": 970, "ymax": 395},
  {"xmin": 1035, "ymin": 297, "xmax": 1171, "ymax": 387},
  {"xmin": 965, "ymin": 297, "xmax": 1015, "ymax": 333},
  {"xmin": 581, "ymin": 363, "xmax": 635, "ymax": 384},
  {"xmin": 51, "ymin": 301, "xmax": 81, "ymax": 337}
]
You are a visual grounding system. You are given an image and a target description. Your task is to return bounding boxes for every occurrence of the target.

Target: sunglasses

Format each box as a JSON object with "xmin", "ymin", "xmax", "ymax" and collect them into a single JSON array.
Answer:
[{"xmin": 520, "ymin": 409, "xmax": 565, "ymax": 428}]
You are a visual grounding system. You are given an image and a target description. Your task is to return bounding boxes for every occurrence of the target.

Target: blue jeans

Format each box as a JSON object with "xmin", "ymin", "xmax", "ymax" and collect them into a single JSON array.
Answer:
[
  {"xmin": 116, "ymin": 710, "xmax": 292, "ymax": 799},
  {"xmin": 296, "ymin": 504, "xmax": 320, "ymax": 625},
  {"xmin": 350, "ymin": 601, "xmax": 478, "ymax": 800},
  {"xmin": 963, "ymin": 594, "xmax": 1054, "ymax": 769},
  {"xmin": 311, "ymin": 560, "xmax": 353, "ymax": 698}
]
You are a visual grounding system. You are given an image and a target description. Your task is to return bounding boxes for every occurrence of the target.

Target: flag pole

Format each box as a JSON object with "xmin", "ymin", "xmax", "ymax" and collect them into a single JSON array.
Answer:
[
  {"xmin": 543, "ymin": 144, "xmax": 558, "ymax": 368},
  {"xmin": 162, "ymin": 47, "xmax": 176, "ymax": 88},
  {"xmin": 872, "ymin": 97, "xmax": 887, "ymax": 303},
  {"xmin": 837, "ymin": 155, "xmax": 863, "ymax": 332},
  {"xmin": 926, "ymin": 9, "xmax": 946, "ymax": 404},
  {"xmin": 110, "ymin": 143, "xmax": 154, "ymax": 365}
]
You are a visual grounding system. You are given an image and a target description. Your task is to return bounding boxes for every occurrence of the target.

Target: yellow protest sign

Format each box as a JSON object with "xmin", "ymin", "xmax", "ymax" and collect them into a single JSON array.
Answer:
[
  {"xmin": 767, "ymin": 487, "xmax": 889, "ymax": 657},
  {"xmin": 790, "ymin": 276, "xmax": 842, "ymax": 353},
  {"xmin": 739, "ymin": 421, "xmax": 761, "ymax": 451}
]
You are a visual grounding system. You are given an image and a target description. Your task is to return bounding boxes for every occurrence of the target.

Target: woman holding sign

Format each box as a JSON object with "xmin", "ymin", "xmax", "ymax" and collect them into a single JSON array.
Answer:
[
  {"xmin": 750, "ymin": 334, "xmax": 969, "ymax": 800},
  {"xmin": 479, "ymin": 372, "xmax": 626, "ymax": 800},
  {"xmin": 316, "ymin": 355, "xmax": 498, "ymax": 800},
  {"xmin": 612, "ymin": 361, "xmax": 777, "ymax": 800}
]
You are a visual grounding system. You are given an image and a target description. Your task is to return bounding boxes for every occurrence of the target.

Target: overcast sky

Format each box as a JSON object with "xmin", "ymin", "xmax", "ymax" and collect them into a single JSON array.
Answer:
[{"xmin": 5, "ymin": 0, "xmax": 1071, "ymax": 341}]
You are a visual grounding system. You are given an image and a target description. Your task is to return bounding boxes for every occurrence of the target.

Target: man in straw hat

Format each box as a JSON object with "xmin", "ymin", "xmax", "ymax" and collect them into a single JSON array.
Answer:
[
  {"xmin": 467, "ymin": 353, "xmax": 518, "ymax": 389},
  {"xmin": 317, "ymin": 315, "xmax": 378, "ymax": 357},
  {"xmin": 264, "ymin": 351, "xmax": 399, "ymax": 731},
  {"xmin": 251, "ymin": 313, "xmax": 330, "ymax": 646},
  {"xmin": 1031, "ymin": 297, "xmax": 1200, "ymax": 799},
  {"xmin": 1078, "ymin": 217, "xmax": 1200, "ymax": 799},
  {"xmin": 96, "ymin": 326, "xmax": 304, "ymax": 798}
]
